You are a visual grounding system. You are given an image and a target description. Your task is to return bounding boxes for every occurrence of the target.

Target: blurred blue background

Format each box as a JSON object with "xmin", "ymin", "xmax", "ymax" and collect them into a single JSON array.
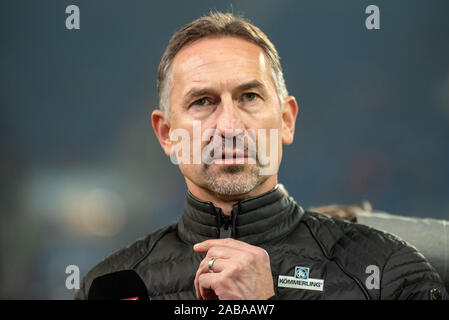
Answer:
[{"xmin": 1, "ymin": 0, "xmax": 448, "ymax": 299}]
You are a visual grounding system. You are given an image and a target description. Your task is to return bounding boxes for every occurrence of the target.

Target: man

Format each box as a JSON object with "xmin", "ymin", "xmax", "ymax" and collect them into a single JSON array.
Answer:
[{"xmin": 74, "ymin": 12, "xmax": 447, "ymax": 300}]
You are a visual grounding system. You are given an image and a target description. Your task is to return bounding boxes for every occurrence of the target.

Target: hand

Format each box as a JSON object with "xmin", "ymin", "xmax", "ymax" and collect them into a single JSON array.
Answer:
[{"xmin": 193, "ymin": 238, "xmax": 275, "ymax": 300}]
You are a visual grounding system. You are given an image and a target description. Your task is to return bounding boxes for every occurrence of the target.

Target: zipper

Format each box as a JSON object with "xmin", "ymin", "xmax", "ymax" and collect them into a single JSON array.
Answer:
[{"xmin": 216, "ymin": 208, "xmax": 233, "ymax": 239}]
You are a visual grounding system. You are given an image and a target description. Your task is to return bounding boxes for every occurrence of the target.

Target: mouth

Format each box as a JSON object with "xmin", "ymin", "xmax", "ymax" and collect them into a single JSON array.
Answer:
[{"xmin": 211, "ymin": 150, "xmax": 251, "ymax": 164}]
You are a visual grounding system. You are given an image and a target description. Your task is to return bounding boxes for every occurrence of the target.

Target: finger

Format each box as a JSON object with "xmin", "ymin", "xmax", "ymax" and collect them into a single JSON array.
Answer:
[
  {"xmin": 195, "ymin": 256, "xmax": 227, "ymax": 297},
  {"xmin": 204, "ymin": 245, "xmax": 245, "ymax": 260},
  {"xmin": 197, "ymin": 272, "xmax": 220, "ymax": 300},
  {"xmin": 194, "ymin": 258, "xmax": 210, "ymax": 299},
  {"xmin": 193, "ymin": 238, "xmax": 254, "ymax": 253},
  {"xmin": 195, "ymin": 246, "xmax": 246, "ymax": 278},
  {"xmin": 195, "ymin": 240, "xmax": 270, "ymax": 266},
  {"xmin": 194, "ymin": 238, "xmax": 249, "ymax": 252},
  {"xmin": 202, "ymin": 256, "xmax": 226, "ymax": 273},
  {"xmin": 196, "ymin": 245, "xmax": 268, "ymax": 278},
  {"xmin": 195, "ymin": 255, "xmax": 233, "ymax": 300},
  {"xmin": 194, "ymin": 268, "xmax": 200, "ymax": 299},
  {"xmin": 196, "ymin": 245, "xmax": 246, "ymax": 276}
]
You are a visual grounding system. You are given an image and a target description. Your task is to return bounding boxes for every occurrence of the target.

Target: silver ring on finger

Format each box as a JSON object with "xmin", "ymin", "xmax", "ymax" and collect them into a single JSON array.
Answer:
[{"xmin": 208, "ymin": 257, "xmax": 217, "ymax": 272}]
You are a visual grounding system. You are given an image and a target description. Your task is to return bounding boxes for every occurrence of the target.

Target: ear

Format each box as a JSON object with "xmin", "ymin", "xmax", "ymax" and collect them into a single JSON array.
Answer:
[
  {"xmin": 281, "ymin": 96, "xmax": 299, "ymax": 145},
  {"xmin": 151, "ymin": 109, "xmax": 172, "ymax": 157}
]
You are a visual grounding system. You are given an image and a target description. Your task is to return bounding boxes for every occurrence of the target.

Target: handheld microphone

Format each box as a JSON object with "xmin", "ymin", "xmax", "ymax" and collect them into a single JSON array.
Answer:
[{"xmin": 87, "ymin": 270, "xmax": 150, "ymax": 300}]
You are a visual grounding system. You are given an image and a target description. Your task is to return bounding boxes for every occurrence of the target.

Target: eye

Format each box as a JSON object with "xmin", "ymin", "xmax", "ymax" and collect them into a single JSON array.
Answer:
[
  {"xmin": 242, "ymin": 92, "xmax": 259, "ymax": 102},
  {"xmin": 192, "ymin": 97, "xmax": 210, "ymax": 107}
]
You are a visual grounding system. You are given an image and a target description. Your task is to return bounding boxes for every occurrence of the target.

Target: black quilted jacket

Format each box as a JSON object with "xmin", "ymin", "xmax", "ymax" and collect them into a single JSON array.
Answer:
[{"xmin": 75, "ymin": 186, "xmax": 448, "ymax": 300}]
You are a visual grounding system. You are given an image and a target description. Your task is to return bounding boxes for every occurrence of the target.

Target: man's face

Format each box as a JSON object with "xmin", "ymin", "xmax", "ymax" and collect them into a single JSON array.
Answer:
[{"xmin": 156, "ymin": 36, "xmax": 297, "ymax": 197}]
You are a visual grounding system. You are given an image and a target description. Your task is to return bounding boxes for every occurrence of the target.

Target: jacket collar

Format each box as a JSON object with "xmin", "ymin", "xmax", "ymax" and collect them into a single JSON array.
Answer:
[{"xmin": 177, "ymin": 184, "xmax": 304, "ymax": 245}]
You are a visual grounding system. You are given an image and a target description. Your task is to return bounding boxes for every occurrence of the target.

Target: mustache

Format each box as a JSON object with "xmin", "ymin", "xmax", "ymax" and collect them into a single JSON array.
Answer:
[{"xmin": 204, "ymin": 131, "xmax": 258, "ymax": 161}]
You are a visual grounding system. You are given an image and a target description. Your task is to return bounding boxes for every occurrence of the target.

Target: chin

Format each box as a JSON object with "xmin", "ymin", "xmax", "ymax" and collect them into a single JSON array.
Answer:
[{"xmin": 203, "ymin": 167, "xmax": 268, "ymax": 196}]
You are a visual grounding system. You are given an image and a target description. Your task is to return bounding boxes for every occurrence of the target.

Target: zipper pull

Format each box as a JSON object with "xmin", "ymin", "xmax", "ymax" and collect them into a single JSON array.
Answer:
[{"xmin": 217, "ymin": 210, "xmax": 232, "ymax": 239}]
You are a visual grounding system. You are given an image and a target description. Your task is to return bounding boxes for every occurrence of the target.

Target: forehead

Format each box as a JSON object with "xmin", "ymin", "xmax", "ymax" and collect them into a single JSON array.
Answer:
[{"xmin": 171, "ymin": 36, "xmax": 271, "ymax": 89}]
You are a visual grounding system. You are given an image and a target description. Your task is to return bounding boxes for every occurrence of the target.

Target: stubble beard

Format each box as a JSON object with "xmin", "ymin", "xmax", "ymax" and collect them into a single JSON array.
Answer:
[{"xmin": 202, "ymin": 163, "xmax": 267, "ymax": 196}]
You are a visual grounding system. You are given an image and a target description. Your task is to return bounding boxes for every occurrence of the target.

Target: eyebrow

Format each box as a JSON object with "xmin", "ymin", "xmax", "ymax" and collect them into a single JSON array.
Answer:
[
  {"xmin": 182, "ymin": 80, "xmax": 266, "ymax": 106},
  {"xmin": 234, "ymin": 80, "xmax": 265, "ymax": 93},
  {"xmin": 183, "ymin": 88, "xmax": 215, "ymax": 106}
]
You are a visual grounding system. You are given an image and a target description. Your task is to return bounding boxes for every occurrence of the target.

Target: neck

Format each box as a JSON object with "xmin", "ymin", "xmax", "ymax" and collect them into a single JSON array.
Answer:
[{"xmin": 185, "ymin": 175, "xmax": 278, "ymax": 215}]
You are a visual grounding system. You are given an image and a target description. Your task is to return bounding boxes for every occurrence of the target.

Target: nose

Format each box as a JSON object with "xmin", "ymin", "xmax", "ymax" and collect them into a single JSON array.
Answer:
[{"xmin": 215, "ymin": 95, "xmax": 245, "ymax": 135}]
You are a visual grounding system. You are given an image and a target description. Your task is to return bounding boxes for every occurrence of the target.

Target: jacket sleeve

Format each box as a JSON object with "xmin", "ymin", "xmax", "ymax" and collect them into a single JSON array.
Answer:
[{"xmin": 380, "ymin": 241, "xmax": 448, "ymax": 300}]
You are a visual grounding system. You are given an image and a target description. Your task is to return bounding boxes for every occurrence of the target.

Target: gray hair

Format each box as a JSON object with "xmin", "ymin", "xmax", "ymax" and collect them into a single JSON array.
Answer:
[{"xmin": 157, "ymin": 12, "xmax": 289, "ymax": 118}]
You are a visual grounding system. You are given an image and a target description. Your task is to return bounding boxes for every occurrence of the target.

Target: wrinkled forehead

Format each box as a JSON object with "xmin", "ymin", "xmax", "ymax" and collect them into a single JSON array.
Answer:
[{"xmin": 171, "ymin": 36, "xmax": 272, "ymax": 88}]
